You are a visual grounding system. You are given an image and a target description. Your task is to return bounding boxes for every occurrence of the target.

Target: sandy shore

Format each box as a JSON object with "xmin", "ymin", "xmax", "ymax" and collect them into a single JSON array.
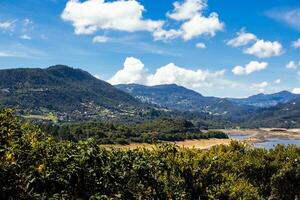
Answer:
[
  {"xmin": 219, "ymin": 128, "xmax": 300, "ymax": 140},
  {"xmin": 101, "ymin": 129, "xmax": 300, "ymax": 150},
  {"xmin": 101, "ymin": 139, "xmax": 234, "ymax": 150}
]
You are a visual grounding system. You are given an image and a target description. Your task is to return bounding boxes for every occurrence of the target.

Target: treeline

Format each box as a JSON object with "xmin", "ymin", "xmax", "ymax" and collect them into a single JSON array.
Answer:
[
  {"xmin": 40, "ymin": 118, "xmax": 228, "ymax": 144},
  {"xmin": 1, "ymin": 109, "xmax": 299, "ymax": 199}
]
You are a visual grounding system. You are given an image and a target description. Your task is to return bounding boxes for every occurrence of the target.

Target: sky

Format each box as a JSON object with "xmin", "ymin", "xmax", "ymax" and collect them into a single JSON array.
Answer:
[{"xmin": 0, "ymin": 0, "xmax": 300, "ymax": 98}]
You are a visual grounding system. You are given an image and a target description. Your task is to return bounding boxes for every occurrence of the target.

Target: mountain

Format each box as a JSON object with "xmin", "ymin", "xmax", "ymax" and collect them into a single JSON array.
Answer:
[
  {"xmin": 246, "ymin": 98, "xmax": 300, "ymax": 128},
  {"xmin": 116, "ymin": 83, "xmax": 256, "ymax": 119},
  {"xmin": 228, "ymin": 91, "xmax": 299, "ymax": 108},
  {"xmin": 0, "ymin": 65, "xmax": 146, "ymax": 121}
]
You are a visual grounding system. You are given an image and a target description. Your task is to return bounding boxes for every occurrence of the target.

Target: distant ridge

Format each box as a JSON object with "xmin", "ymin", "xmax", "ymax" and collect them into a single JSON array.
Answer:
[
  {"xmin": 228, "ymin": 91, "xmax": 299, "ymax": 108},
  {"xmin": 116, "ymin": 83, "xmax": 256, "ymax": 118}
]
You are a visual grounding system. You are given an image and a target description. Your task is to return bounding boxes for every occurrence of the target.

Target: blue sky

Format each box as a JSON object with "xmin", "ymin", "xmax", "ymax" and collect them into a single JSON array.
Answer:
[{"xmin": 0, "ymin": 0, "xmax": 300, "ymax": 97}]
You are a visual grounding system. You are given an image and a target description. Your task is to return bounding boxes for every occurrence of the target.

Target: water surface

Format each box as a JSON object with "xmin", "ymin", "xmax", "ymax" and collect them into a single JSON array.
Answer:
[{"xmin": 254, "ymin": 139, "xmax": 300, "ymax": 149}]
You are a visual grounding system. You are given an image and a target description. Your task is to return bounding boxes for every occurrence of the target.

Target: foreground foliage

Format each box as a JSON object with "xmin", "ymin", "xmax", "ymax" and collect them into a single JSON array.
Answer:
[{"xmin": 1, "ymin": 109, "xmax": 299, "ymax": 199}]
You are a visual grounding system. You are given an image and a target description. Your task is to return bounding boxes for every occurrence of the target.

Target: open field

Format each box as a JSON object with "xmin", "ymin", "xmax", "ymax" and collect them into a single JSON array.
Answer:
[{"xmin": 101, "ymin": 138, "xmax": 234, "ymax": 150}]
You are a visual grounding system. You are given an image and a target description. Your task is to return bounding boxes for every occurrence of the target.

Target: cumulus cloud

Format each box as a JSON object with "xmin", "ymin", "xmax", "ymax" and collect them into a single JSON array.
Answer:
[
  {"xmin": 195, "ymin": 42, "xmax": 206, "ymax": 49},
  {"xmin": 286, "ymin": 61, "xmax": 298, "ymax": 69},
  {"xmin": 109, "ymin": 57, "xmax": 226, "ymax": 91},
  {"xmin": 167, "ymin": 0, "xmax": 207, "ymax": 21},
  {"xmin": 61, "ymin": 0, "xmax": 224, "ymax": 42},
  {"xmin": 232, "ymin": 61, "xmax": 268, "ymax": 75},
  {"xmin": 92, "ymin": 35, "xmax": 109, "ymax": 43},
  {"xmin": 244, "ymin": 39, "xmax": 283, "ymax": 58},
  {"xmin": 226, "ymin": 28, "xmax": 283, "ymax": 58},
  {"xmin": 226, "ymin": 29, "xmax": 257, "ymax": 47},
  {"xmin": 180, "ymin": 13, "xmax": 224, "ymax": 41},
  {"xmin": 154, "ymin": 0, "xmax": 224, "ymax": 41},
  {"xmin": 109, "ymin": 57, "xmax": 149, "ymax": 85},
  {"xmin": 61, "ymin": 0, "xmax": 163, "ymax": 35},
  {"xmin": 147, "ymin": 63, "xmax": 225, "ymax": 88},
  {"xmin": 153, "ymin": 28, "xmax": 182, "ymax": 41},
  {"xmin": 292, "ymin": 39, "xmax": 300, "ymax": 49},
  {"xmin": 292, "ymin": 88, "xmax": 300, "ymax": 94}
]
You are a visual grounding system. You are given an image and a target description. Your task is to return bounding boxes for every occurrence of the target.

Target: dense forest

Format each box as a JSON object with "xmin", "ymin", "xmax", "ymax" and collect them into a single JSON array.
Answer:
[
  {"xmin": 40, "ymin": 118, "xmax": 228, "ymax": 144},
  {"xmin": 1, "ymin": 109, "xmax": 299, "ymax": 199}
]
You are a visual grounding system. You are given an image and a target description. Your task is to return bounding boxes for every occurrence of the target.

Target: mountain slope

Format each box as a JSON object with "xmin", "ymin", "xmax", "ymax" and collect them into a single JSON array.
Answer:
[
  {"xmin": 228, "ymin": 91, "xmax": 299, "ymax": 108},
  {"xmin": 246, "ymin": 98, "xmax": 300, "ymax": 128},
  {"xmin": 116, "ymin": 83, "xmax": 256, "ymax": 119},
  {"xmin": 0, "ymin": 65, "xmax": 144, "ymax": 120}
]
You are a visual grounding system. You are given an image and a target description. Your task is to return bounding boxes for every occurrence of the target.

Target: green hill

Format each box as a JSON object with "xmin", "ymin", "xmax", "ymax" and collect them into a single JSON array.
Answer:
[{"xmin": 0, "ymin": 65, "xmax": 145, "ymax": 121}]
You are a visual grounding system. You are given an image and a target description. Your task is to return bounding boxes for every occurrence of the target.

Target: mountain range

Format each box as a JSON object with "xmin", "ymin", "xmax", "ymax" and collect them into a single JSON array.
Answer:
[
  {"xmin": 116, "ymin": 83, "xmax": 256, "ymax": 119},
  {"xmin": 1, "ymin": 65, "xmax": 300, "ymax": 127},
  {"xmin": 228, "ymin": 91, "xmax": 299, "ymax": 108}
]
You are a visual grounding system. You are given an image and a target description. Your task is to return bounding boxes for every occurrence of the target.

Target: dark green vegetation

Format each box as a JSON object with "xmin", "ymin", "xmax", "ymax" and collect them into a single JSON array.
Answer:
[
  {"xmin": 1, "ymin": 109, "xmax": 300, "ymax": 199},
  {"xmin": 41, "ymin": 118, "xmax": 228, "ymax": 144}
]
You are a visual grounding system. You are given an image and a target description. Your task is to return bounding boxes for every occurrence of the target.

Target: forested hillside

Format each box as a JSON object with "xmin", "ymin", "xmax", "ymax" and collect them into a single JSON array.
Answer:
[
  {"xmin": 0, "ymin": 65, "xmax": 147, "ymax": 121},
  {"xmin": 116, "ymin": 83, "xmax": 257, "ymax": 121}
]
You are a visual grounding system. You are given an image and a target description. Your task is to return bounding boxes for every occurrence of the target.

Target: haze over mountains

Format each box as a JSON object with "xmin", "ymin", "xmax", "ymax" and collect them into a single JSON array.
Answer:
[
  {"xmin": 0, "ymin": 65, "xmax": 300, "ymax": 127},
  {"xmin": 116, "ymin": 83, "xmax": 256, "ymax": 117}
]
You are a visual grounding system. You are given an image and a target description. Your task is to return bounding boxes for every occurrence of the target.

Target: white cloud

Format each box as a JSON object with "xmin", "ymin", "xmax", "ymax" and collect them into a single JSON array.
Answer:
[
  {"xmin": 61, "ymin": 0, "xmax": 163, "ymax": 35},
  {"xmin": 232, "ymin": 61, "xmax": 268, "ymax": 75},
  {"xmin": 286, "ymin": 61, "xmax": 298, "ymax": 69},
  {"xmin": 274, "ymin": 79, "xmax": 281, "ymax": 84},
  {"xmin": 109, "ymin": 57, "xmax": 149, "ymax": 85},
  {"xmin": 92, "ymin": 35, "xmax": 109, "ymax": 43},
  {"xmin": 292, "ymin": 39, "xmax": 300, "ymax": 49},
  {"xmin": 180, "ymin": 13, "xmax": 224, "ymax": 41},
  {"xmin": 61, "ymin": 0, "xmax": 223, "ymax": 42},
  {"xmin": 20, "ymin": 34, "xmax": 32, "ymax": 40},
  {"xmin": 153, "ymin": 28, "xmax": 182, "ymax": 41},
  {"xmin": 252, "ymin": 81, "xmax": 269, "ymax": 88},
  {"xmin": 147, "ymin": 63, "xmax": 225, "ymax": 88},
  {"xmin": 226, "ymin": 29, "xmax": 257, "ymax": 47},
  {"xmin": 167, "ymin": 0, "xmax": 207, "ymax": 21},
  {"xmin": 266, "ymin": 9, "xmax": 300, "ymax": 31},
  {"xmin": 109, "ymin": 57, "xmax": 226, "ymax": 91},
  {"xmin": 292, "ymin": 88, "xmax": 300, "ymax": 94},
  {"xmin": 0, "ymin": 52, "xmax": 15, "ymax": 57},
  {"xmin": 0, "ymin": 20, "xmax": 15, "ymax": 32},
  {"xmin": 195, "ymin": 42, "xmax": 206, "ymax": 49},
  {"xmin": 244, "ymin": 39, "xmax": 283, "ymax": 58}
]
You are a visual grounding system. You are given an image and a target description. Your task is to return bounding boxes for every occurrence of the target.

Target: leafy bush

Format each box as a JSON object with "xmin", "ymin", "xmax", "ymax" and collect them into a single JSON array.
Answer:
[{"xmin": 1, "ymin": 109, "xmax": 299, "ymax": 199}]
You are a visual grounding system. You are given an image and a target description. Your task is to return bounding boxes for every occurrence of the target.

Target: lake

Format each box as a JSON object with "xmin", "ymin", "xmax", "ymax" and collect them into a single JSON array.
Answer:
[
  {"xmin": 228, "ymin": 134, "xmax": 300, "ymax": 149},
  {"xmin": 254, "ymin": 139, "xmax": 300, "ymax": 149}
]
